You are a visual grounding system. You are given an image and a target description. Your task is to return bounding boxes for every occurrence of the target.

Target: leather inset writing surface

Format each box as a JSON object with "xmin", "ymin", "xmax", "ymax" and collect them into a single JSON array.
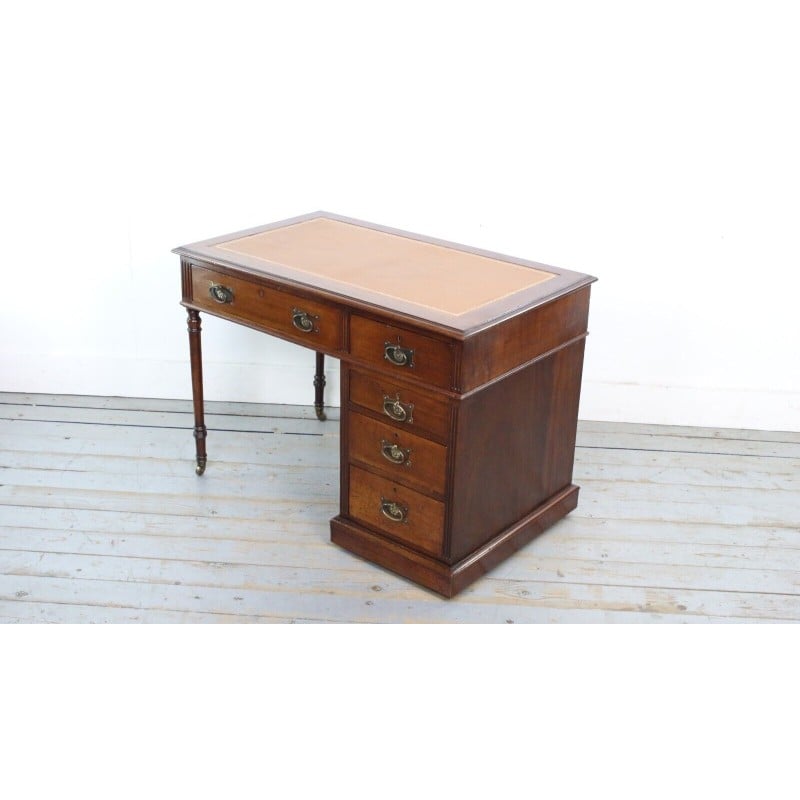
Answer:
[{"xmin": 213, "ymin": 217, "xmax": 555, "ymax": 317}]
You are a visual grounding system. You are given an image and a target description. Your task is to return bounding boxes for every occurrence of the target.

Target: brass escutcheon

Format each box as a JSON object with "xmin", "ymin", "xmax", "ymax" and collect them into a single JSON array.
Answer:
[
  {"xmin": 380, "ymin": 498, "xmax": 408, "ymax": 523},
  {"xmin": 209, "ymin": 283, "xmax": 234, "ymax": 304},
  {"xmin": 292, "ymin": 308, "xmax": 318, "ymax": 333},
  {"xmin": 380, "ymin": 439, "xmax": 411, "ymax": 466},
  {"xmin": 382, "ymin": 394, "xmax": 414, "ymax": 423},
  {"xmin": 384, "ymin": 342, "xmax": 414, "ymax": 368}
]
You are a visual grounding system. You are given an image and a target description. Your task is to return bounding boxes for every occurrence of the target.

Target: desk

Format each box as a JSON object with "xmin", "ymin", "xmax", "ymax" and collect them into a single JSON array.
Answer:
[{"xmin": 174, "ymin": 212, "xmax": 596, "ymax": 597}]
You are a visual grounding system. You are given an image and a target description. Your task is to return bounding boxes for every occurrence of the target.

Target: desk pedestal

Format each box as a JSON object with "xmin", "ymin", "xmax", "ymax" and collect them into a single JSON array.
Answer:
[{"xmin": 331, "ymin": 336, "xmax": 586, "ymax": 597}]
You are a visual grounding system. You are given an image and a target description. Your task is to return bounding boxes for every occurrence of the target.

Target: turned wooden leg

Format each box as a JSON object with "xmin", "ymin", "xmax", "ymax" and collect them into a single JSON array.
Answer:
[
  {"xmin": 314, "ymin": 351, "xmax": 327, "ymax": 421},
  {"xmin": 187, "ymin": 309, "xmax": 207, "ymax": 475}
]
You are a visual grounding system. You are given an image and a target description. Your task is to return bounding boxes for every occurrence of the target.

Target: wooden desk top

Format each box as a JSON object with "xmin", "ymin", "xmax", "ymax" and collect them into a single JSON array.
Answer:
[{"xmin": 174, "ymin": 212, "xmax": 595, "ymax": 333}]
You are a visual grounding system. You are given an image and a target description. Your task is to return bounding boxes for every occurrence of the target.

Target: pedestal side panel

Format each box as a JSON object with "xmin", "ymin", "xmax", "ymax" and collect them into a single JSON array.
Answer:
[{"xmin": 447, "ymin": 338, "xmax": 587, "ymax": 563}]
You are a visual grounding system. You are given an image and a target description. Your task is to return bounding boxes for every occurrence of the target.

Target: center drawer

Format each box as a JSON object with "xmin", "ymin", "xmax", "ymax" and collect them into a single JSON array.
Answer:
[
  {"xmin": 190, "ymin": 264, "xmax": 344, "ymax": 351},
  {"xmin": 348, "ymin": 410, "xmax": 447, "ymax": 497}
]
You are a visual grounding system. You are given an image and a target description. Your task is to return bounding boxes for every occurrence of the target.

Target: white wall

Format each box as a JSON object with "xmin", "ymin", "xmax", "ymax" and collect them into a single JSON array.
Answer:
[{"xmin": 2, "ymin": 1, "xmax": 798, "ymax": 430}]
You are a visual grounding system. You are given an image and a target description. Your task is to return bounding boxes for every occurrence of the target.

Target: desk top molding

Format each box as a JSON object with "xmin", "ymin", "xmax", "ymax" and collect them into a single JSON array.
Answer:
[{"xmin": 174, "ymin": 211, "xmax": 595, "ymax": 336}]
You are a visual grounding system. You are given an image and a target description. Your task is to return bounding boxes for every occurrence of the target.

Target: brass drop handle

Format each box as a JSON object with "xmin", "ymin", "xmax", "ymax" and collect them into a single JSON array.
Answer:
[
  {"xmin": 380, "ymin": 498, "xmax": 408, "ymax": 523},
  {"xmin": 384, "ymin": 342, "xmax": 414, "ymax": 368},
  {"xmin": 382, "ymin": 394, "xmax": 414, "ymax": 423},
  {"xmin": 381, "ymin": 440, "xmax": 411, "ymax": 466},
  {"xmin": 209, "ymin": 284, "xmax": 234, "ymax": 304},
  {"xmin": 292, "ymin": 308, "xmax": 318, "ymax": 333}
]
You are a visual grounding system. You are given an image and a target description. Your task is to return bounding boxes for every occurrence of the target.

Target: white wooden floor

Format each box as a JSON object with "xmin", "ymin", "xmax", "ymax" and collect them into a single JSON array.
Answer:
[{"xmin": 0, "ymin": 392, "xmax": 798, "ymax": 623}]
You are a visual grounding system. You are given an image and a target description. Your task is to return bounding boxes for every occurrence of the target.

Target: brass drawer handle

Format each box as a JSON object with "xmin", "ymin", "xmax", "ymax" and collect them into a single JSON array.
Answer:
[
  {"xmin": 380, "ymin": 498, "xmax": 408, "ymax": 523},
  {"xmin": 381, "ymin": 440, "xmax": 411, "ymax": 466},
  {"xmin": 209, "ymin": 283, "xmax": 234, "ymax": 304},
  {"xmin": 384, "ymin": 342, "xmax": 414, "ymax": 368},
  {"xmin": 382, "ymin": 394, "xmax": 414, "ymax": 424},
  {"xmin": 292, "ymin": 308, "xmax": 319, "ymax": 333}
]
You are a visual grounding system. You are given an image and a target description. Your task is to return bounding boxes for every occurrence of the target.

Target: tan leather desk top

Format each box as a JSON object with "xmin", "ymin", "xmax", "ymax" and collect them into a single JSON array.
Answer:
[
  {"xmin": 174, "ymin": 212, "xmax": 593, "ymax": 333},
  {"xmin": 215, "ymin": 217, "xmax": 554, "ymax": 316}
]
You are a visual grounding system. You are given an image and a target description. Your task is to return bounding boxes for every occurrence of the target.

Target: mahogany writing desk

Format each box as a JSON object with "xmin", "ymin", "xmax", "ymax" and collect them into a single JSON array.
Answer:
[{"xmin": 174, "ymin": 212, "xmax": 596, "ymax": 597}]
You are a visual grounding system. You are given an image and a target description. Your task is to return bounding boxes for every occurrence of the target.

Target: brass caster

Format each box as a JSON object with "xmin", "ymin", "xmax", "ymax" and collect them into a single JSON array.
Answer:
[
  {"xmin": 314, "ymin": 405, "xmax": 327, "ymax": 422},
  {"xmin": 195, "ymin": 458, "xmax": 207, "ymax": 476}
]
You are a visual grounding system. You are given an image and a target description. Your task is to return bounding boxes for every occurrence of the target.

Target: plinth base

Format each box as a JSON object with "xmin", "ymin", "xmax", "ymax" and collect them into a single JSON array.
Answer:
[{"xmin": 330, "ymin": 484, "xmax": 579, "ymax": 598}]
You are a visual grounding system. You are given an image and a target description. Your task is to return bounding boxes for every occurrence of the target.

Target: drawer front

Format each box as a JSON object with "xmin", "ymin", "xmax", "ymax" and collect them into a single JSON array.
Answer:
[
  {"xmin": 348, "ymin": 465, "xmax": 444, "ymax": 557},
  {"xmin": 348, "ymin": 411, "xmax": 447, "ymax": 496},
  {"xmin": 348, "ymin": 368, "xmax": 451, "ymax": 441},
  {"xmin": 191, "ymin": 265, "xmax": 343, "ymax": 351},
  {"xmin": 350, "ymin": 315, "xmax": 456, "ymax": 390}
]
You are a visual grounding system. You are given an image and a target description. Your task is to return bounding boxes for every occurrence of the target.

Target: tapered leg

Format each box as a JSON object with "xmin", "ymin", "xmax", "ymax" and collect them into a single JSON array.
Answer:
[
  {"xmin": 314, "ymin": 351, "xmax": 326, "ymax": 421},
  {"xmin": 187, "ymin": 309, "xmax": 207, "ymax": 475}
]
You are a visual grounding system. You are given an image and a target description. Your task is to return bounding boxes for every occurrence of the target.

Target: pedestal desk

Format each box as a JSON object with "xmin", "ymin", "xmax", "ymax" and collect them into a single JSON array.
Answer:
[{"xmin": 175, "ymin": 212, "xmax": 596, "ymax": 597}]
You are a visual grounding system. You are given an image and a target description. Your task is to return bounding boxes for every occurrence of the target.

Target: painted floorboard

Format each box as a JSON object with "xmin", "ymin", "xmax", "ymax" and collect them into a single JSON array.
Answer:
[
  {"xmin": 4, "ymin": 442, "xmax": 799, "ymax": 488},
  {"xmin": 4, "ymin": 392, "xmax": 794, "ymax": 443},
  {"xmin": 0, "ymin": 392, "xmax": 798, "ymax": 623}
]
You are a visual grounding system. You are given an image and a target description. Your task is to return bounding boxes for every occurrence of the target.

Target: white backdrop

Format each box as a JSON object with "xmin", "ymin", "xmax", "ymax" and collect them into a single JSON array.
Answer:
[{"xmin": 2, "ymin": 1, "xmax": 798, "ymax": 430}]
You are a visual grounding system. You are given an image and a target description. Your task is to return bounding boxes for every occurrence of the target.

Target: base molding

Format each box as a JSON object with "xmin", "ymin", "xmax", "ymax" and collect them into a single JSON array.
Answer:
[{"xmin": 330, "ymin": 484, "xmax": 580, "ymax": 598}]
